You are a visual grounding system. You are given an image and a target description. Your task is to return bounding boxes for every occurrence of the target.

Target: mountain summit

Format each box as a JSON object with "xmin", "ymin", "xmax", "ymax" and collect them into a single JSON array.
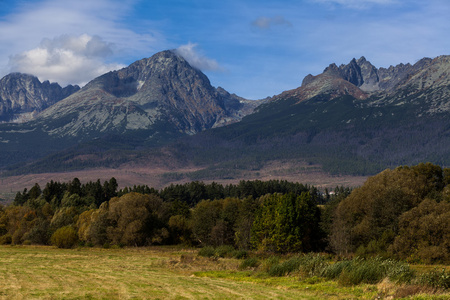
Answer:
[{"xmin": 36, "ymin": 50, "xmax": 259, "ymax": 138}]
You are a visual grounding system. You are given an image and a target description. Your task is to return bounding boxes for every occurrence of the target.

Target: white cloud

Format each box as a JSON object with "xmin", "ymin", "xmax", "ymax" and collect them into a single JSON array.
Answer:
[
  {"xmin": 9, "ymin": 34, "xmax": 125, "ymax": 86},
  {"xmin": 174, "ymin": 43, "xmax": 223, "ymax": 72},
  {"xmin": 0, "ymin": 0, "xmax": 167, "ymax": 85},
  {"xmin": 38, "ymin": 34, "xmax": 114, "ymax": 58},
  {"xmin": 251, "ymin": 16, "xmax": 292, "ymax": 29}
]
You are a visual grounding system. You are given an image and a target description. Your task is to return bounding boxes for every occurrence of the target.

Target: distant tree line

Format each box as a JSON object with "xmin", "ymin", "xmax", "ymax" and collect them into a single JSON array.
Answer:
[{"xmin": 1, "ymin": 165, "xmax": 449, "ymax": 264}]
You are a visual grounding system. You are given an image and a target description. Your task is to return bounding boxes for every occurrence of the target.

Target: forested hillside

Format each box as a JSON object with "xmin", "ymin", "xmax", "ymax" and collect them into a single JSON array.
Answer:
[
  {"xmin": 170, "ymin": 87, "xmax": 450, "ymax": 177},
  {"xmin": 1, "ymin": 163, "xmax": 448, "ymax": 264}
]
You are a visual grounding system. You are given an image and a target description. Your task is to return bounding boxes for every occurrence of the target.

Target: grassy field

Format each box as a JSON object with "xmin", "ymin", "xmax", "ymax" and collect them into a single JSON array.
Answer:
[{"xmin": 0, "ymin": 246, "xmax": 448, "ymax": 299}]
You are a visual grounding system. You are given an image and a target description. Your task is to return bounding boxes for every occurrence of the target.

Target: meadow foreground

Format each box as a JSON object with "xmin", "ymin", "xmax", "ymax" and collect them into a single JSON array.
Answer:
[{"xmin": 1, "ymin": 246, "xmax": 449, "ymax": 299}]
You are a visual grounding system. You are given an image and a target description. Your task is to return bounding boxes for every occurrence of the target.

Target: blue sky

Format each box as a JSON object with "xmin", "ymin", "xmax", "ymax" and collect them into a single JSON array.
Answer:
[{"xmin": 0, "ymin": 0, "xmax": 449, "ymax": 99}]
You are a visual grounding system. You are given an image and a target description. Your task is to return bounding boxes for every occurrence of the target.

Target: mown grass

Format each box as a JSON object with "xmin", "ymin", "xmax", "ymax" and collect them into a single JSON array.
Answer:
[
  {"xmin": 0, "ymin": 245, "xmax": 350, "ymax": 299},
  {"xmin": 1, "ymin": 246, "xmax": 449, "ymax": 299}
]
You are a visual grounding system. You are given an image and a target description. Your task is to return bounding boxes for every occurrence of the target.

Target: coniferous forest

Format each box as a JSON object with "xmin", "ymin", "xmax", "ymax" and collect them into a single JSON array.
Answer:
[{"xmin": 1, "ymin": 163, "xmax": 449, "ymax": 265}]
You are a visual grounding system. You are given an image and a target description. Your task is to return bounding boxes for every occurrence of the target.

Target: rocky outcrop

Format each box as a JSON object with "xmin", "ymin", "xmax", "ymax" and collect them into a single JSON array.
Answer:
[
  {"xmin": 278, "ymin": 71, "xmax": 368, "ymax": 103},
  {"xmin": 277, "ymin": 60, "xmax": 369, "ymax": 103},
  {"xmin": 0, "ymin": 73, "xmax": 79, "ymax": 122}
]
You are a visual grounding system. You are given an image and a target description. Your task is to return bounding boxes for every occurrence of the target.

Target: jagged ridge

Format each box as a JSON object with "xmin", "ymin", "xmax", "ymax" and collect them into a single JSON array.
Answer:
[{"xmin": 0, "ymin": 73, "xmax": 79, "ymax": 122}]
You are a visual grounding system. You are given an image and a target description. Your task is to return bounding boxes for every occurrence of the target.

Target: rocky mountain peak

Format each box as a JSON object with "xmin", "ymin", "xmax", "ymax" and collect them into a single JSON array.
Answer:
[
  {"xmin": 339, "ymin": 58, "xmax": 365, "ymax": 87},
  {"xmin": 357, "ymin": 56, "xmax": 367, "ymax": 63},
  {"xmin": 35, "ymin": 50, "xmax": 261, "ymax": 138},
  {"xmin": 323, "ymin": 63, "xmax": 340, "ymax": 76},
  {"xmin": 0, "ymin": 73, "xmax": 79, "ymax": 122},
  {"xmin": 83, "ymin": 50, "xmax": 214, "ymax": 104},
  {"xmin": 310, "ymin": 58, "xmax": 379, "ymax": 92}
]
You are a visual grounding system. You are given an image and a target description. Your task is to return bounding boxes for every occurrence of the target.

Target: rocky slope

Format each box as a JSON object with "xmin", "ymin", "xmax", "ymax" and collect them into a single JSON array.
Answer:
[
  {"xmin": 35, "ymin": 50, "xmax": 260, "ymax": 138},
  {"xmin": 0, "ymin": 73, "xmax": 79, "ymax": 122}
]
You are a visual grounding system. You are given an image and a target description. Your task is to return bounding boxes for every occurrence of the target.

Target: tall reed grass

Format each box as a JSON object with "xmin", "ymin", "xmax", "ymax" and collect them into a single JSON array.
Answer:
[{"xmin": 261, "ymin": 254, "xmax": 415, "ymax": 285}]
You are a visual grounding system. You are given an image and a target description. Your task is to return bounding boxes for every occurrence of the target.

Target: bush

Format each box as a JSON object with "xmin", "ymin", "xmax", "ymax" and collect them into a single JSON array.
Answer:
[
  {"xmin": 338, "ymin": 262, "xmax": 382, "ymax": 285},
  {"xmin": 384, "ymin": 259, "xmax": 415, "ymax": 284},
  {"xmin": 322, "ymin": 260, "xmax": 352, "ymax": 280},
  {"xmin": 232, "ymin": 249, "xmax": 248, "ymax": 259},
  {"xmin": 239, "ymin": 257, "xmax": 260, "ymax": 270},
  {"xmin": 0, "ymin": 234, "xmax": 12, "ymax": 245},
  {"xmin": 50, "ymin": 226, "xmax": 78, "ymax": 248},
  {"xmin": 420, "ymin": 268, "xmax": 450, "ymax": 290},
  {"xmin": 22, "ymin": 219, "xmax": 51, "ymax": 245},
  {"xmin": 198, "ymin": 246, "xmax": 216, "ymax": 257},
  {"xmin": 268, "ymin": 256, "xmax": 302, "ymax": 277},
  {"xmin": 298, "ymin": 254, "xmax": 329, "ymax": 277},
  {"xmin": 215, "ymin": 245, "xmax": 235, "ymax": 258},
  {"xmin": 261, "ymin": 256, "xmax": 280, "ymax": 273}
]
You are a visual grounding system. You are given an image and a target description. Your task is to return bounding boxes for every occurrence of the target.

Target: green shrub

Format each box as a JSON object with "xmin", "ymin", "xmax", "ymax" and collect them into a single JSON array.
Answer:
[
  {"xmin": 383, "ymin": 259, "xmax": 414, "ymax": 284},
  {"xmin": 338, "ymin": 259, "xmax": 383, "ymax": 285},
  {"xmin": 198, "ymin": 246, "xmax": 216, "ymax": 257},
  {"xmin": 239, "ymin": 257, "xmax": 260, "ymax": 270},
  {"xmin": 215, "ymin": 245, "xmax": 235, "ymax": 258},
  {"xmin": 50, "ymin": 226, "xmax": 78, "ymax": 249},
  {"xmin": 232, "ymin": 249, "xmax": 248, "ymax": 259},
  {"xmin": 322, "ymin": 260, "xmax": 352, "ymax": 280},
  {"xmin": 261, "ymin": 256, "xmax": 280, "ymax": 273},
  {"xmin": 268, "ymin": 256, "xmax": 302, "ymax": 277},
  {"xmin": 0, "ymin": 234, "xmax": 12, "ymax": 245},
  {"xmin": 420, "ymin": 268, "xmax": 450, "ymax": 290},
  {"xmin": 298, "ymin": 254, "xmax": 329, "ymax": 277}
]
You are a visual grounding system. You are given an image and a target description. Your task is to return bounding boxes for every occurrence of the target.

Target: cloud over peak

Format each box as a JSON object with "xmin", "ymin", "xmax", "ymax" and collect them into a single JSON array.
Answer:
[
  {"xmin": 174, "ymin": 43, "xmax": 222, "ymax": 72},
  {"xmin": 9, "ymin": 34, "xmax": 125, "ymax": 86}
]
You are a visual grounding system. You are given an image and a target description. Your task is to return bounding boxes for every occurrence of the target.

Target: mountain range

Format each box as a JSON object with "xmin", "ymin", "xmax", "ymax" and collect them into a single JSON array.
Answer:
[
  {"xmin": 1, "ymin": 50, "xmax": 450, "ymax": 184},
  {"xmin": 0, "ymin": 50, "xmax": 260, "ymax": 172}
]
